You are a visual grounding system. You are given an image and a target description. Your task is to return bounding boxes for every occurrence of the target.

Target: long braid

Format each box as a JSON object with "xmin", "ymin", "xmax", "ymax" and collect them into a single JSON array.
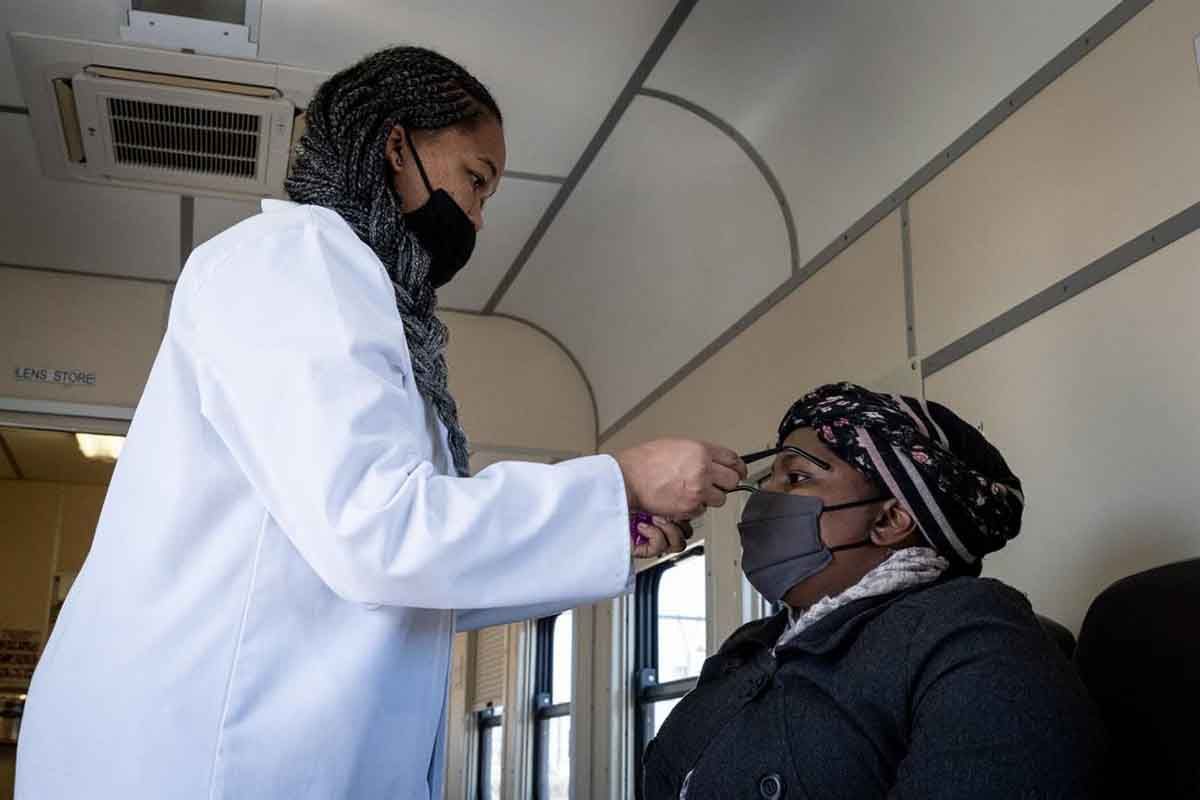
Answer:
[{"xmin": 286, "ymin": 47, "xmax": 501, "ymax": 477}]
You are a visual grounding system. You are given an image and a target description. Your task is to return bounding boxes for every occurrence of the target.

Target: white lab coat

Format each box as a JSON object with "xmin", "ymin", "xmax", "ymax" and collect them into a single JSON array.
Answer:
[{"xmin": 15, "ymin": 200, "xmax": 632, "ymax": 799}]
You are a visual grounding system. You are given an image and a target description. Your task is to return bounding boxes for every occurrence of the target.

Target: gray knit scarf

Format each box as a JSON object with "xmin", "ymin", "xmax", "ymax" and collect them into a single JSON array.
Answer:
[{"xmin": 284, "ymin": 48, "xmax": 495, "ymax": 477}]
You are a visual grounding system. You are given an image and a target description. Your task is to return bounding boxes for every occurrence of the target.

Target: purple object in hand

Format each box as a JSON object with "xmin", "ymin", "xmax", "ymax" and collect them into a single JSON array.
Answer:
[{"xmin": 630, "ymin": 511, "xmax": 654, "ymax": 546}]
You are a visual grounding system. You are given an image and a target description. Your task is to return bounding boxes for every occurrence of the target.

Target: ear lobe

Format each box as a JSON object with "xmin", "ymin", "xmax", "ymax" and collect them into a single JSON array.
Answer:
[
  {"xmin": 384, "ymin": 124, "xmax": 407, "ymax": 173},
  {"xmin": 871, "ymin": 499, "xmax": 917, "ymax": 548}
]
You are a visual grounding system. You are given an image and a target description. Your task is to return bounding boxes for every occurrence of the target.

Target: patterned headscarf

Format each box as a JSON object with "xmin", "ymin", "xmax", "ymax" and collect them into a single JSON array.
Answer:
[{"xmin": 777, "ymin": 382, "xmax": 1024, "ymax": 574}]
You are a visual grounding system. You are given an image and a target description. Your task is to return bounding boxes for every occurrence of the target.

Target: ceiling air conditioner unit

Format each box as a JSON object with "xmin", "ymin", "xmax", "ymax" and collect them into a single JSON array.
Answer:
[{"xmin": 11, "ymin": 33, "xmax": 324, "ymax": 200}]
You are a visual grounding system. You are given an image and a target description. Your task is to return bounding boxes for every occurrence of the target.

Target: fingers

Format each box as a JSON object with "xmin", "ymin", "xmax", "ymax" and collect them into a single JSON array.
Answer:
[
  {"xmin": 707, "ymin": 444, "xmax": 748, "ymax": 480},
  {"xmin": 632, "ymin": 519, "xmax": 689, "ymax": 558},
  {"xmin": 701, "ymin": 484, "xmax": 727, "ymax": 509},
  {"xmin": 709, "ymin": 462, "xmax": 742, "ymax": 492},
  {"xmin": 631, "ymin": 523, "xmax": 668, "ymax": 559},
  {"xmin": 654, "ymin": 517, "xmax": 687, "ymax": 553}
]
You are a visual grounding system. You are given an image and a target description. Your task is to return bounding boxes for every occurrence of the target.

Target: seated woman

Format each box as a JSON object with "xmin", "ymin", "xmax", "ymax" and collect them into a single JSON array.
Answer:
[{"xmin": 643, "ymin": 383, "xmax": 1105, "ymax": 800}]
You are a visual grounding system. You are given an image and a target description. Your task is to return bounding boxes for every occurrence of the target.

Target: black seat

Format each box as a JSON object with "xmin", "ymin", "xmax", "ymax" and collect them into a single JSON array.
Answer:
[
  {"xmin": 1035, "ymin": 614, "xmax": 1076, "ymax": 659},
  {"xmin": 1075, "ymin": 558, "xmax": 1200, "ymax": 799}
]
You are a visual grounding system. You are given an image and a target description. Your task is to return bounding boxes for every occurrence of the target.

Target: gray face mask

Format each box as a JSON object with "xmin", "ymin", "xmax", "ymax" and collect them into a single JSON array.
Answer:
[{"xmin": 737, "ymin": 490, "xmax": 887, "ymax": 605}]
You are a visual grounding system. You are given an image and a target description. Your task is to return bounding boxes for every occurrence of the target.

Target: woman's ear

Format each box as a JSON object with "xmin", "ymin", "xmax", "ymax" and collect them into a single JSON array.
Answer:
[
  {"xmin": 870, "ymin": 499, "xmax": 918, "ymax": 548},
  {"xmin": 384, "ymin": 124, "xmax": 407, "ymax": 175}
]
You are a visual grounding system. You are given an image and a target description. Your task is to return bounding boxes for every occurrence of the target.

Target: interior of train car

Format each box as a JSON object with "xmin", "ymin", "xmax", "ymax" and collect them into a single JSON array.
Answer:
[{"xmin": 2, "ymin": 1, "xmax": 1199, "ymax": 798}]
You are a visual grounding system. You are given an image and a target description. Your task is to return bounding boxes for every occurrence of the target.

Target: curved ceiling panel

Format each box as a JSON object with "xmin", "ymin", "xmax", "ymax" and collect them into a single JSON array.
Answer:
[
  {"xmin": 257, "ymin": 0, "xmax": 678, "ymax": 176},
  {"xmin": 646, "ymin": 0, "xmax": 1119, "ymax": 272},
  {"xmin": 0, "ymin": 115, "xmax": 180, "ymax": 281},
  {"xmin": 498, "ymin": 95, "xmax": 791, "ymax": 431},
  {"xmin": 439, "ymin": 178, "xmax": 559, "ymax": 311},
  {"xmin": 444, "ymin": 311, "xmax": 595, "ymax": 455}
]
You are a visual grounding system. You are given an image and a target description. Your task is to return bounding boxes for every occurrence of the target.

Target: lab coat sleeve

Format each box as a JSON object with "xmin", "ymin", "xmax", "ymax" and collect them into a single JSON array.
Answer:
[
  {"xmin": 185, "ymin": 209, "xmax": 632, "ymax": 609},
  {"xmin": 454, "ymin": 572, "xmax": 635, "ymax": 631}
]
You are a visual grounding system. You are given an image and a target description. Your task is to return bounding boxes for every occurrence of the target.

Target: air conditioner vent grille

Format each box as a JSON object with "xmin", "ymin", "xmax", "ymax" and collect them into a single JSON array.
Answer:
[{"xmin": 106, "ymin": 97, "xmax": 260, "ymax": 178}]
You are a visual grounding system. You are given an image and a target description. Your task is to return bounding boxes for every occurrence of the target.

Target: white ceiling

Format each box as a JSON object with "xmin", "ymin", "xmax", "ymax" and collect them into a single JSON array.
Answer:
[
  {"xmin": 498, "ymin": 95, "xmax": 791, "ymax": 430},
  {"xmin": 1, "ymin": 0, "xmax": 1123, "ymax": 437},
  {"xmin": 437, "ymin": 178, "xmax": 558, "ymax": 311},
  {"xmin": 256, "ymin": 0, "xmax": 678, "ymax": 177},
  {"xmin": 645, "ymin": 0, "xmax": 1121, "ymax": 272},
  {"xmin": 0, "ymin": 114, "xmax": 180, "ymax": 281},
  {"xmin": 0, "ymin": 427, "xmax": 116, "ymax": 485},
  {"xmin": 0, "ymin": 0, "xmax": 129, "ymax": 107}
]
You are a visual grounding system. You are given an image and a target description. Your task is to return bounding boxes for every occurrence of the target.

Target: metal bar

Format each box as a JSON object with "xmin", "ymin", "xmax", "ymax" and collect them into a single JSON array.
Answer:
[
  {"xmin": 0, "ymin": 261, "xmax": 176, "ymax": 286},
  {"xmin": 0, "ymin": 105, "xmax": 30, "ymax": 115},
  {"xmin": 923, "ymin": 199, "xmax": 1200, "ymax": 377},
  {"xmin": 534, "ymin": 702, "xmax": 571, "ymax": 719},
  {"xmin": 901, "ymin": 200, "xmax": 918, "ymax": 359},
  {"xmin": 504, "ymin": 171, "xmax": 567, "ymax": 185},
  {"xmin": 0, "ymin": 397, "xmax": 135, "ymax": 421},
  {"xmin": 639, "ymin": 676, "xmax": 698, "ymax": 703}
]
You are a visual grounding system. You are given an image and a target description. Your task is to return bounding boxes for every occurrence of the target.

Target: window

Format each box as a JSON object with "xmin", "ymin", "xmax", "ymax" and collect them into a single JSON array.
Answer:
[
  {"xmin": 477, "ymin": 706, "xmax": 503, "ymax": 800},
  {"xmin": 533, "ymin": 610, "xmax": 572, "ymax": 799},
  {"xmin": 633, "ymin": 547, "xmax": 707, "ymax": 796}
]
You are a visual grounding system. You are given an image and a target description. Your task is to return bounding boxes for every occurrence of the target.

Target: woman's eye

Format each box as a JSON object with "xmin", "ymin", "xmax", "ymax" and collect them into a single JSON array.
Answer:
[
  {"xmin": 786, "ymin": 473, "xmax": 809, "ymax": 486},
  {"xmin": 469, "ymin": 171, "xmax": 485, "ymax": 189}
]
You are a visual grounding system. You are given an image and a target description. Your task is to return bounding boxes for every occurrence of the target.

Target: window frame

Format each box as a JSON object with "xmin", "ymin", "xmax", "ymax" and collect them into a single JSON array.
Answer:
[
  {"xmin": 632, "ymin": 545, "xmax": 706, "ymax": 798},
  {"xmin": 531, "ymin": 613, "xmax": 572, "ymax": 799}
]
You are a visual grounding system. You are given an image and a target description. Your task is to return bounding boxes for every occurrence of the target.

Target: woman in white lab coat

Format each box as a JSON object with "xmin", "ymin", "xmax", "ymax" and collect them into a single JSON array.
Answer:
[{"xmin": 15, "ymin": 47, "xmax": 744, "ymax": 799}]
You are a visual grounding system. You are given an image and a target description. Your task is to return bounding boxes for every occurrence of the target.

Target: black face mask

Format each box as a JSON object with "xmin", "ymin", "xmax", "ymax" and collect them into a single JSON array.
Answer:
[{"xmin": 401, "ymin": 131, "xmax": 477, "ymax": 289}]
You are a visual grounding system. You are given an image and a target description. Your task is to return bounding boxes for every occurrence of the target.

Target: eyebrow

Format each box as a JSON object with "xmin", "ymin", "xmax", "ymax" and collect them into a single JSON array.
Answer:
[
  {"xmin": 781, "ymin": 451, "xmax": 821, "ymax": 472},
  {"xmin": 740, "ymin": 445, "xmax": 832, "ymax": 472}
]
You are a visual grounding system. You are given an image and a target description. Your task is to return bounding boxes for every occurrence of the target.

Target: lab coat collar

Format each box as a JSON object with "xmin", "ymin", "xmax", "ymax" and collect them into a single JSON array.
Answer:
[{"xmin": 262, "ymin": 199, "xmax": 298, "ymax": 214}]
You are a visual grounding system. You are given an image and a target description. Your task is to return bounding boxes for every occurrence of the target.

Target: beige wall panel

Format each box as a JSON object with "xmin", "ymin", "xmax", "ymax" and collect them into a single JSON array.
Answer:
[
  {"xmin": 926, "ymin": 229, "xmax": 1200, "ymax": 632},
  {"xmin": 0, "ymin": 268, "xmax": 168, "ymax": 408},
  {"xmin": 58, "ymin": 484, "xmax": 106, "ymax": 574},
  {"xmin": 604, "ymin": 212, "xmax": 907, "ymax": 454},
  {"xmin": 0, "ymin": 482, "xmax": 58, "ymax": 634},
  {"xmin": 910, "ymin": 0, "xmax": 1200, "ymax": 355},
  {"xmin": 444, "ymin": 312, "xmax": 595, "ymax": 455}
]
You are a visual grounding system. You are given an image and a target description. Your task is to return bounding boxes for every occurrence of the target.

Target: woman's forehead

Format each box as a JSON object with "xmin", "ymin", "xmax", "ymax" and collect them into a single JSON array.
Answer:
[{"xmin": 465, "ymin": 116, "xmax": 507, "ymax": 167}]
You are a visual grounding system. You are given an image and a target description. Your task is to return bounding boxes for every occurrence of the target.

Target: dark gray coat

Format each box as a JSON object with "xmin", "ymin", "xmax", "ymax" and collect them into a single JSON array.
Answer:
[{"xmin": 643, "ymin": 577, "xmax": 1106, "ymax": 799}]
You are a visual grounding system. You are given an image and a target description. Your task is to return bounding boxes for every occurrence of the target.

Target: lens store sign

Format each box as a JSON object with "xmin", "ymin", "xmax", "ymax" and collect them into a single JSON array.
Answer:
[{"xmin": 13, "ymin": 366, "xmax": 97, "ymax": 387}]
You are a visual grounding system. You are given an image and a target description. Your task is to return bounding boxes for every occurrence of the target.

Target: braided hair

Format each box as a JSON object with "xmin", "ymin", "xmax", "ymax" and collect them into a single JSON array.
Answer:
[{"xmin": 286, "ymin": 47, "xmax": 502, "ymax": 477}]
